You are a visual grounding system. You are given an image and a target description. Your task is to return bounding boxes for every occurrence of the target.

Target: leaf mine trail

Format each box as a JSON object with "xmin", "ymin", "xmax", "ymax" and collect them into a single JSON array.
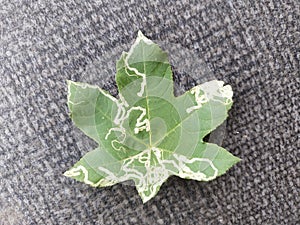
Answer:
[{"xmin": 64, "ymin": 31, "xmax": 240, "ymax": 203}]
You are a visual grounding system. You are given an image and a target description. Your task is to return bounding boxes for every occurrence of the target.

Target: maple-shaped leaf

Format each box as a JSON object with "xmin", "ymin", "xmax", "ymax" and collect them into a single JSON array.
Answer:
[{"xmin": 64, "ymin": 31, "xmax": 240, "ymax": 203}]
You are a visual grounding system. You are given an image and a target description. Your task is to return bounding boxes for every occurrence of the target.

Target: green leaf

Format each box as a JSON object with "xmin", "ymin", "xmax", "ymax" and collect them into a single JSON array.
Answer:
[{"xmin": 64, "ymin": 31, "xmax": 240, "ymax": 203}]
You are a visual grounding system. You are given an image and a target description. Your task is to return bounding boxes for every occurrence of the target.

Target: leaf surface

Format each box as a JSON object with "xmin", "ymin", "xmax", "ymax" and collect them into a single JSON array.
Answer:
[{"xmin": 64, "ymin": 31, "xmax": 240, "ymax": 203}]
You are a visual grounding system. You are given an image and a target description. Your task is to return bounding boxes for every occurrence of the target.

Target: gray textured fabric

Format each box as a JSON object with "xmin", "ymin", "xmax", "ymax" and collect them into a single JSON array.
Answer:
[{"xmin": 1, "ymin": 0, "xmax": 299, "ymax": 224}]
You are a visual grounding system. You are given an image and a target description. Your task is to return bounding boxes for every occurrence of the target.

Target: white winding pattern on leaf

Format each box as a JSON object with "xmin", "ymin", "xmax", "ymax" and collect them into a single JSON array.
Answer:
[
  {"xmin": 65, "ymin": 147, "xmax": 218, "ymax": 203},
  {"xmin": 186, "ymin": 81, "xmax": 233, "ymax": 114},
  {"xmin": 105, "ymin": 31, "xmax": 152, "ymax": 150},
  {"xmin": 186, "ymin": 86, "xmax": 209, "ymax": 113},
  {"xmin": 64, "ymin": 31, "xmax": 239, "ymax": 203},
  {"xmin": 98, "ymin": 147, "xmax": 217, "ymax": 202},
  {"xmin": 123, "ymin": 31, "xmax": 153, "ymax": 97},
  {"xmin": 64, "ymin": 165, "xmax": 117, "ymax": 187},
  {"xmin": 105, "ymin": 102, "xmax": 150, "ymax": 151}
]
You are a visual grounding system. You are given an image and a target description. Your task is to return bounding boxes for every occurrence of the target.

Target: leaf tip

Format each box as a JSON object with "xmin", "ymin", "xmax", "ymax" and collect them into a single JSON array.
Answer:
[
  {"xmin": 136, "ymin": 30, "xmax": 153, "ymax": 45},
  {"xmin": 137, "ymin": 30, "xmax": 145, "ymax": 38},
  {"xmin": 229, "ymin": 155, "xmax": 241, "ymax": 168},
  {"xmin": 66, "ymin": 79, "xmax": 76, "ymax": 86},
  {"xmin": 140, "ymin": 194, "xmax": 153, "ymax": 204},
  {"xmin": 235, "ymin": 156, "xmax": 242, "ymax": 163},
  {"xmin": 63, "ymin": 169, "xmax": 72, "ymax": 178}
]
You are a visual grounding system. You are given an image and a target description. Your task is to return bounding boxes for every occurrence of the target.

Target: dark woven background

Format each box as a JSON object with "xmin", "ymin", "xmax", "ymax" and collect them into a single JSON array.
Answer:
[{"xmin": 1, "ymin": 0, "xmax": 299, "ymax": 224}]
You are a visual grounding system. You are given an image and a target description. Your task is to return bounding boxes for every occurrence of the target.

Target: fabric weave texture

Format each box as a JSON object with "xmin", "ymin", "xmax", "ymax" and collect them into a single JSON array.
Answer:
[{"xmin": 0, "ymin": 0, "xmax": 299, "ymax": 224}]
